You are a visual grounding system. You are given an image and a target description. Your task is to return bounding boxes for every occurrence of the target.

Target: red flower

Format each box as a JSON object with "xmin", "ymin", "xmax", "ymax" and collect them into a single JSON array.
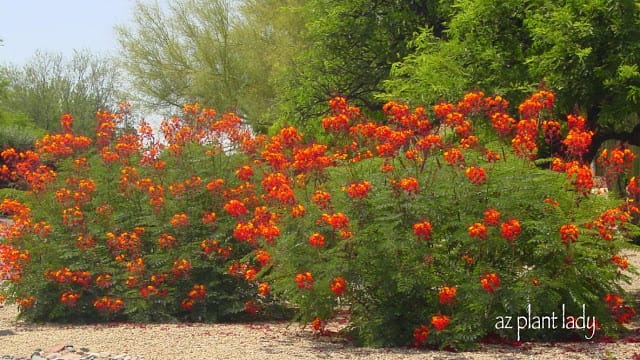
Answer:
[
  {"xmin": 224, "ymin": 199, "xmax": 248, "ymax": 217},
  {"xmin": 443, "ymin": 147, "xmax": 464, "ymax": 166},
  {"xmin": 308, "ymin": 233, "xmax": 326, "ymax": 247},
  {"xmin": 431, "ymin": 315, "xmax": 450, "ymax": 331},
  {"xmin": 395, "ymin": 177, "xmax": 419, "ymax": 194},
  {"xmin": 319, "ymin": 212, "xmax": 350, "ymax": 230},
  {"xmin": 559, "ymin": 224, "xmax": 579, "ymax": 244},
  {"xmin": 235, "ymin": 165, "xmax": 254, "ymax": 181},
  {"xmin": 310, "ymin": 317, "xmax": 326, "ymax": 333},
  {"xmin": 465, "ymin": 166, "xmax": 487, "ymax": 185},
  {"xmin": 500, "ymin": 219, "xmax": 521, "ymax": 242},
  {"xmin": 295, "ymin": 272, "xmax": 314, "ymax": 290},
  {"xmin": 413, "ymin": 220, "xmax": 433, "ymax": 241},
  {"xmin": 611, "ymin": 254, "xmax": 628, "ymax": 270},
  {"xmin": 412, "ymin": 325, "xmax": 430, "ymax": 346},
  {"xmin": 330, "ymin": 277, "xmax": 347, "ymax": 296},
  {"xmin": 255, "ymin": 250, "xmax": 271, "ymax": 267},
  {"xmin": 439, "ymin": 286, "xmax": 457, "ymax": 305},
  {"xmin": 346, "ymin": 181, "xmax": 372, "ymax": 199},
  {"xmin": 481, "ymin": 273, "xmax": 501, "ymax": 293},
  {"xmin": 468, "ymin": 222, "xmax": 487, "ymax": 240}
]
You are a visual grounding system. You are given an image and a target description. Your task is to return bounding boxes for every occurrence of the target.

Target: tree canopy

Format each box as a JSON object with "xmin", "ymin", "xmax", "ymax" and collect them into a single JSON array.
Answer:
[
  {"xmin": 1, "ymin": 50, "xmax": 122, "ymax": 136},
  {"xmin": 384, "ymin": 0, "xmax": 640, "ymax": 161}
]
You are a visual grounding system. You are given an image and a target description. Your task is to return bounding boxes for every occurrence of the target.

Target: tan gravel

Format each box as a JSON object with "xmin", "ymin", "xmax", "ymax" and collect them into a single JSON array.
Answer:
[{"xmin": 1, "ymin": 249, "xmax": 639, "ymax": 360}]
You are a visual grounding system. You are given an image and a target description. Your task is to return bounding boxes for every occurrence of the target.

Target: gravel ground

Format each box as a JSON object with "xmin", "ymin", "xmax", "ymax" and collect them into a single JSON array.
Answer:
[{"xmin": 1, "ymin": 250, "xmax": 639, "ymax": 360}]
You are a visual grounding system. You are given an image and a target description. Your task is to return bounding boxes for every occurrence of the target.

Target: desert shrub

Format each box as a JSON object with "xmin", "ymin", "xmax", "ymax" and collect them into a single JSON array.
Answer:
[
  {"xmin": 0, "ymin": 107, "xmax": 273, "ymax": 322},
  {"xmin": 257, "ymin": 91, "xmax": 638, "ymax": 348}
]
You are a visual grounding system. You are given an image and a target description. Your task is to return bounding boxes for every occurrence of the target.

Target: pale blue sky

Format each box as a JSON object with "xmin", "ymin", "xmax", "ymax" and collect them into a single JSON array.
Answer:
[{"xmin": 0, "ymin": 0, "xmax": 138, "ymax": 65}]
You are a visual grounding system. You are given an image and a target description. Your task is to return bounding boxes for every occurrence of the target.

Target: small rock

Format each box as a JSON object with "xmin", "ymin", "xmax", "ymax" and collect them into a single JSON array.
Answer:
[
  {"xmin": 45, "ymin": 353, "xmax": 61, "ymax": 360},
  {"xmin": 45, "ymin": 345, "xmax": 67, "ymax": 354}
]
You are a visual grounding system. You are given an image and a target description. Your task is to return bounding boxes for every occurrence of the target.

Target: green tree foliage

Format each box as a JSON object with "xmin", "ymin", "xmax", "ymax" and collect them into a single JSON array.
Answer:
[
  {"xmin": 0, "ymin": 68, "xmax": 44, "ymax": 151},
  {"xmin": 385, "ymin": 0, "xmax": 640, "ymax": 162},
  {"xmin": 116, "ymin": 0, "xmax": 261, "ymax": 126},
  {"xmin": 275, "ymin": 0, "xmax": 451, "ymax": 130},
  {"xmin": 234, "ymin": 0, "xmax": 307, "ymax": 131},
  {"xmin": 1, "ymin": 50, "xmax": 121, "ymax": 136}
]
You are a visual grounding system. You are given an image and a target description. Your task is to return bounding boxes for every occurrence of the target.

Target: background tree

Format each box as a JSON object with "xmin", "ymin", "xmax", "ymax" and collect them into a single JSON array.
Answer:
[
  {"xmin": 116, "ymin": 0, "xmax": 258, "ymax": 126},
  {"xmin": 384, "ymin": 0, "xmax": 640, "ymax": 163},
  {"xmin": 1, "ymin": 50, "xmax": 121, "ymax": 136},
  {"xmin": 273, "ymin": 0, "xmax": 451, "ymax": 131}
]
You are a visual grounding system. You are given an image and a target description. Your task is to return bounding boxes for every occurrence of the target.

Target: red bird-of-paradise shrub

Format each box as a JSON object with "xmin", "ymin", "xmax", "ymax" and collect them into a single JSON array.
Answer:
[
  {"xmin": 0, "ymin": 90, "xmax": 637, "ymax": 349},
  {"xmin": 255, "ymin": 90, "xmax": 638, "ymax": 349}
]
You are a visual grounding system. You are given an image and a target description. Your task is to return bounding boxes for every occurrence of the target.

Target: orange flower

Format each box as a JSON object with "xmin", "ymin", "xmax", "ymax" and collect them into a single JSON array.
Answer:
[
  {"xmin": 312, "ymin": 190, "xmax": 332, "ymax": 209},
  {"xmin": 627, "ymin": 176, "xmax": 640, "ymax": 196},
  {"xmin": 559, "ymin": 224, "xmax": 578, "ymax": 244},
  {"xmin": 465, "ymin": 166, "xmax": 487, "ymax": 185},
  {"xmin": 258, "ymin": 282, "xmax": 270, "ymax": 297},
  {"xmin": 187, "ymin": 284, "xmax": 206, "ymax": 300},
  {"xmin": 439, "ymin": 286, "xmax": 457, "ymax": 305},
  {"xmin": 413, "ymin": 220, "xmax": 433, "ymax": 241},
  {"xmin": 480, "ymin": 273, "xmax": 501, "ymax": 293},
  {"xmin": 330, "ymin": 276, "xmax": 347, "ymax": 296},
  {"xmin": 294, "ymin": 272, "xmax": 314, "ymax": 290},
  {"xmin": 443, "ymin": 147, "xmax": 464, "ymax": 166},
  {"xmin": 319, "ymin": 212, "xmax": 350, "ymax": 230},
  {"xmin": 395, "ymin": 177, "xmax": 419, "ymax": 194},
  {"xmin": 169, "ymin": 213, "xmax": 189, "ymax": 227},
  {"xmin": 500, "ymin": 219, "xmax": 521, "ymax": 241},
  {"xmin": 310, "ymin": 317, "xmax": 326, "ymax": 333},
  {"xmin": 291, "ymin": 204, "xmax": 306, "ymax": 218},
  {"xmin": 60, "ymin": 291, "xmax": 80, "ymax": 307},
  {"xmin": 201, "ymin": 211, "xmax": 217, "ymax": 224},
  {"xmin": 224, "ymin": 199, "xmax": 248, "ymax": 217},
  {"xmin": 468, "ymin": 222, "xmax": 487, "ymax": 240},
  {"xmin": 181, "ymin": 298, "xmax": 195, "ymax": 311},
  {"xmin": 431, "ymin": 315, "xmax": 450, "ymax": 331},
  {"xmin": 235, "ymin": 165, "xmax": 254, "ymax": 181},
  {"xmin": 308, "ymin": 233, "xmax": 326, "ymax": 247},
  {"xmin": 157, "ymin": 233, "xmax": 177, "ymax": 249},
  {"xmin": 611, "ymin": 254, "xmax": 628, "ymax": 270},
  {"xmin": 255, "ymin": 249, "xmax": 271, "ymax": 267},
  {"xmin": 346, "ymin": 181, "xmax": 372, "ymax": 199},
  {"xmin": 93, "ymin": 296, "xmax": 124, "ymax": 312},
  {"xmin": 413, "ymin": 325, "xmax": 430, "ymax": 346},
  {"xmin": 490, "ymin": 112, "xmax": 515, "ymax": 136}
]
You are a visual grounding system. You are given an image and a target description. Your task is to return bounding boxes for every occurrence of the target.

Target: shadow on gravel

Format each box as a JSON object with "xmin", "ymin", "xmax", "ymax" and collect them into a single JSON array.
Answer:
[{"xmin": 0, "ymin": 329, "xmax": 16, "ymax": 336}]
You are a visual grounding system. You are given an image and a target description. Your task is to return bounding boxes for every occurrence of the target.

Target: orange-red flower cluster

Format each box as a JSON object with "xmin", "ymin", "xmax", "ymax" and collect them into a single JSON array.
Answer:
[
  {"xmin": 93, "ymin": 296, "xmax": 124, "ymax": 312},
  {"xmin": 319, "ymin": 212, "xmax": 350, "ymax": 230},
  {"xmin": 295, "ymin": 272, "xmax": 314, "ymax": 290},
  {"xmin": 45, "ymin": 267, "xmax": 92, "ymax": 287},
  {"xmin": 60, "ymin": 291, "xmax": 80, "ymax": 307},
  {"xmin": 468, "ymin": 222, "xmax": 488, "ymax": 240},
  {"xmin": 346, "ymin": 181, "xmax": 372, "ymax": 199},
  {"xmin": 500, "ymin": 219, "xmax": 521, "ymax": 242},
  {"xmin": 610, "ymin": 254, "xmax": 628, "ymax": 270},
  {"xmin": 395, "ymin": 177, "xmax": 419, "ymax": 194},
  {"xmin": 413, "ymin": 220, "xmax": 433, "ymax": 241},
  {"xmin": 598, "ymin": 147, "xmax": 636, "ymax": 180},
  {"xmin": 431, "ymin": 315, "xmax": 450, "ymax": 331},
  {"xmin": 559, "ymin": 224, "xmax": 579, "ymax": 244},
  {"xmin": 465, "ymin": 166, "xmax": 487, "ymax": 185},
  {"xmin": 518, "ymin": 90, "xmax": 554, "ymax": 119},
  {"xmin": 480, "ymin": 273, "xmax": 501, "ymax": 293},
  {"xmin": 200, "ymin": 239, "xmax": 232, "ymax": 259},
  {"xmin": 604, "ymin": 293, "xmax": 636, "ymax": 324},
  {"xmin": 413, "ymin": 325, "xmax": 430, "ymax": 346},
  {"xmin": 439, "ymin": 286, "xmax": 457, "ymax": 305},
  {"xmin": 308, "ymin": 233, "xmax": 326, "ymax": 247},
  {"xmin": 330, "ymin": 276, "xmax": 347, "ymax": 296}
]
